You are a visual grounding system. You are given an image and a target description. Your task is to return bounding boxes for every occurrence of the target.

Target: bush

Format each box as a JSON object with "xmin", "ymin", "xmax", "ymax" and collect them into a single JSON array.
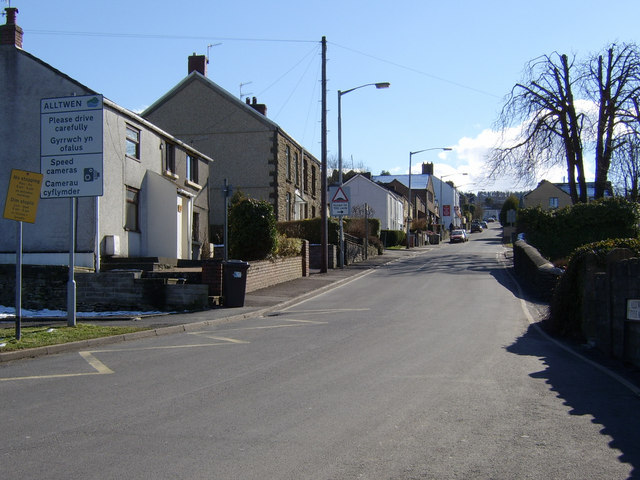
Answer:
[
  {"xmin": 275, "ymin": 234, "xmax": 302, "ymax": 257},
  {"xmin": 277, "ymin": 217, "xmax": 340, "ymax": 245},
  {"xmin": 519, "ymin": 197, "xmax": 640, "ymax": 261},
  {"xmin": 344, "ymin": 217, "xmax": 380, "ymax": 239},
  {"xmin": 380, "ymin": 229, "xmax": 406, "ymax": 247},
  {"xmin": 228, "ymin": 197, "xmax": 277, "ymax": 260},
  {"xmin": 548, "ymin": 238, "xmax": 640, "ymax": 338}
]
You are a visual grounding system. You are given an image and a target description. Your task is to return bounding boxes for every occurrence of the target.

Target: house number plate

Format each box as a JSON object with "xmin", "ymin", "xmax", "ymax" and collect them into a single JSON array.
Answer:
[{"xmin": 628, "ymin": 299, "xmax": 640, "ymax": 321}]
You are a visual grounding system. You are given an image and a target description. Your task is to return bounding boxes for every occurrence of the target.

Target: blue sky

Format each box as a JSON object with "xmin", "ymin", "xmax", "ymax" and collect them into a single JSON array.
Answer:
[{"xmin": 9, "ymin": 0, "xmax": 640, "ymax": 193}]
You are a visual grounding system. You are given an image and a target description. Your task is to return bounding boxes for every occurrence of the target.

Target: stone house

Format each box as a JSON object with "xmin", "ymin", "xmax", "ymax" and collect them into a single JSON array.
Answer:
[
  {"xmin": 0, "ymin": 8, "xmax": 212, "ymax": 268},
  {"xmin": 142, "ymin": 54, "xmax": 322, "ymax": 231}
]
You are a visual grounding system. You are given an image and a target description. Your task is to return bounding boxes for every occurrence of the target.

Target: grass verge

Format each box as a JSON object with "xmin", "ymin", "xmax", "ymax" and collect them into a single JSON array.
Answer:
[{"xmin": 0, "ymin": 323, "xmax": 149, "ymax": 352}]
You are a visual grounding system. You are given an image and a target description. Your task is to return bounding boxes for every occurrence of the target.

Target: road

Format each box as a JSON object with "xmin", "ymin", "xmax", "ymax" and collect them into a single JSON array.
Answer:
[{"xmin": 2, "ymin": 225, "xmax": 640, "ymax": 479}]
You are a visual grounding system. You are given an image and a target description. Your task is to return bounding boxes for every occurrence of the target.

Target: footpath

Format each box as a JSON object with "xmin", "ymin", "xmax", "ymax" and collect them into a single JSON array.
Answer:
[{"xmin": 0, "ymin": 246, "xmax": 435, "ymax": 362}]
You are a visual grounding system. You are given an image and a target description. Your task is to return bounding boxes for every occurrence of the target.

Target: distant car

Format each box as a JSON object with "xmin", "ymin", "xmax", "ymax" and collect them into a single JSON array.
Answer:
[
  {"xmin": 470, "ymin": 223, "xmax": 482, "ymax": 233},
  {"xmin": 481, "ymin": 221, "xmax": 488, "ymax": 229},
  {"xmin": 450, "ymin": 229, "xmax": 468, "ymax": 243}
]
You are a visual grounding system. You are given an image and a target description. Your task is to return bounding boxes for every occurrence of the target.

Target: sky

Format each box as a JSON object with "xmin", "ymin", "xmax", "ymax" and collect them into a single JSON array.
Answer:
[{"xmin": 7, "ymin": 0, "xmax": 640, "ymax": 194}]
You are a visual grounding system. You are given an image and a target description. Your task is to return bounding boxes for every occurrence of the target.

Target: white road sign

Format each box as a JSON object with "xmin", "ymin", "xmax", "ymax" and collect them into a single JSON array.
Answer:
[
  {"xmin": 40, "ymin": 94, "xmax": 104, "ymax": 198},
  {"xmin": 330, "ymin": 186, "xmax": 350, "ymax": 217}
]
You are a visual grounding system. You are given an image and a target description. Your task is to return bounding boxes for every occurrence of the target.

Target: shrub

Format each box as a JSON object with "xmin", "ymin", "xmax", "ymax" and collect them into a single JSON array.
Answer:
[
  {"xmin": 380, "ymin": 230, "xmax": 406, "ymax": 247},
  {"xmin": 275, "ymin": 234, "xmax": 302, "ymax": 257},
  {"xmin": 548, "ymin": 238, "xmax": 640, "ymax": 338},
  {"xmin": 277, "ymin": 217, "xmax": 340, "ymax": 245},
  {"xmin": 228, "ymin": 197, "xmax": 277, "ymax": 260},
  {"xmin": 519, "ymin": 197, "xmax": 640, "ymax": 261}
]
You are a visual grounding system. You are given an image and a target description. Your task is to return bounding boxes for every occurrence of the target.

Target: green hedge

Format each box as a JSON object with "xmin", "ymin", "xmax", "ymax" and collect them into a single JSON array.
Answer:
[
  {"xmin": 229, "ymin": 198, "xmax": 277, "ymax": 260},
  {"xmin": 380, "ymin": 230, "xmax": 406, "ymax": 247},
  {"xmin": 277, "ymin": 217, "xmax": 340, "ymax": 245},
  {"xmin": 518, "ymin": 198, "xmax": 640, "ymax": 261}
]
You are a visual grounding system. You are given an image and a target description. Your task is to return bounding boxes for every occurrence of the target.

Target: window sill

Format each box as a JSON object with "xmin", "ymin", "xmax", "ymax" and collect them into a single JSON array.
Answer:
[
  {"xmin": 185, "ymin": 179, "xmax": 202, "ymax": 191},
  {"xmin": 163, "ymin": 170, "xmax": 179, "ymax": 180}
]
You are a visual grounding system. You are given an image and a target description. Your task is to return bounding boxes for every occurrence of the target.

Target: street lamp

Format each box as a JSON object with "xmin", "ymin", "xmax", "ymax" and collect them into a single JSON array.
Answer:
[
  {"xmin": 406, "ymin": 147, "xmax": 451, "ymax": 249},
  {"xmin": 439, "ymin": 171, "xmax": 468, "ymax": 234},
  {"xmin": 337, "ymin": 82, "xmax": 390, "ymax": 267}
]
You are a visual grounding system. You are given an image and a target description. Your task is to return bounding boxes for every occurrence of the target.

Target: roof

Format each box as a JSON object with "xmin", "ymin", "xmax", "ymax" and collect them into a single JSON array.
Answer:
[
  {"xmin": 344, "ymin": 174, "xmax": 404, "ymax": 201},
  {"xmin": 372, "ymin": 174, "xmax": 433, "ymax": 190},
  {"xmin": 142, "ymin": 71, "xmax": 317, "ymax": 162}
]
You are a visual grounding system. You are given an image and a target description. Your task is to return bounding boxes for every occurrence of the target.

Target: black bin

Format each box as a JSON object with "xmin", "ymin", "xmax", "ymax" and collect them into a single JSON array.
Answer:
[{"xmin": 222, "ymin": 260, "xmax": 250, "ymax": 307}]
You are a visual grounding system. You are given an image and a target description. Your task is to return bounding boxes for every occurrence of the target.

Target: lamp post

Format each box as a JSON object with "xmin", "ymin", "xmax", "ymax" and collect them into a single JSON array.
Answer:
[
  {"xmin": 438, "ymin": 171, "xmax": 468, "ymax": 235},
  {"xmin": 337, "ymin": 82, "xmax": 390, "ymax": 267},
  {"xmin": 406, "ymin": 147, "xmax": 451, "ymax": 249}
]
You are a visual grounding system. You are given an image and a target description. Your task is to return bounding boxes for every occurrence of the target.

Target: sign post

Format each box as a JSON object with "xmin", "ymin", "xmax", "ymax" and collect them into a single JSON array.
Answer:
[
  {"xmin": 3, "ymin": 169, "xmax": 43, "ymax": 339},
  {"xmin": 40, "ymin": 94, "xmax": 103, "ymax": 326}
]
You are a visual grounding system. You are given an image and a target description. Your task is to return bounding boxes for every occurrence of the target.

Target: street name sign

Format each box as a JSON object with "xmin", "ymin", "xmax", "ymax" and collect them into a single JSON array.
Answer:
[
  {"xmin": 3, "ymin": 169, "xmax": 43, "ymax": 223},
  {"xmin": 40, "ymin": 94, "xmax": 104, "ymax": 198}
]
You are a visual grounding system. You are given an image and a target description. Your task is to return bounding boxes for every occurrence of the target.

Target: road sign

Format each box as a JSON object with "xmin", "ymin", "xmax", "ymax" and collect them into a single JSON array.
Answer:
[
  {"xmin": 40, "ymin": 94, "xmax": 104, "ymax": 198},
  {"xmin": 330, "ymin": 186, "xmax": 350, "ymax": 216},
  {"xmin": 3, "ymin": 169, "xmax": 43, "ymax": 223}
]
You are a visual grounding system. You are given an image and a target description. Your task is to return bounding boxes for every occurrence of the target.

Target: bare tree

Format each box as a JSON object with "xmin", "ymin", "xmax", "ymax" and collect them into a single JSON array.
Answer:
[
  {"xmin": 488, "ymin": 52, "xmax": 588, "ymax": 203},
  {"xmin": 585, "ymin": 43, "xmax": 640, "ymax": 199},
  {"xmin": 611, "ymin": 135, "xmax": 640, "ymax": 201}
]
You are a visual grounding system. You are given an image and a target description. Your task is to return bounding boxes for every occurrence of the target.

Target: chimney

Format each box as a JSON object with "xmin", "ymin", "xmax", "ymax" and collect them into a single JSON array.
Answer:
[
  {"xmin": 1, "ymin": 7, "xmax": 23, "ymax": 48},
  {"xmin": 188, "ymin": 52, "xmax": 207, "ymax": 76},
  {"xmin": 422, "ymin": 162, "xmax": 434, "ymax": 175},
  {"xmin": 247, "ymin": 96, "xmax": 267, "ymax": 116}
]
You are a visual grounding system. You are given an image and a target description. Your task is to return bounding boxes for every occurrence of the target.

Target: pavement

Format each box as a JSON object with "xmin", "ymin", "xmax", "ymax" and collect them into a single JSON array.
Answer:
[{"xmin": 0, "ymin": 246, "xmax": 435, "ymax": 362}]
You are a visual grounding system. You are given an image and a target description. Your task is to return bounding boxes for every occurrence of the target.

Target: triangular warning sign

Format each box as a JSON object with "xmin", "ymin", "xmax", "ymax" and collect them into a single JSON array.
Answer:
[{"xmin": 332, "ymin": 187, "xmax": 349, "ymax": 202}]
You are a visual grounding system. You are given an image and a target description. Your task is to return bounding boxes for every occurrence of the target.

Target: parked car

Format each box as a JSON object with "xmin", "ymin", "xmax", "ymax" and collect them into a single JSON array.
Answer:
[
  {"xmin": 470, "ymin": 222, "xmax": 482, "ymax": 233},
  {"xmin": 450, "ymin": 229, "xmax": 468, "ymax": 243},
  {"xmin": 481, "ymin": 221, "xmax": 488, "ymax": 229}
]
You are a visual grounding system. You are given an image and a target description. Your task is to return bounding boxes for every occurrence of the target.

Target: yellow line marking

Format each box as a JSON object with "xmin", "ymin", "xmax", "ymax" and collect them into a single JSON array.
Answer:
[
  {"xmin": 0, "ymin": 350, "xmax": 113, "ymax": 382},
  {"xmin": 186, "ymin": 334, "xmax": 250, "ymax": 344},
  {"xmin": 79, "ymin": 350, "xmax": 114, "ymax": 374}
]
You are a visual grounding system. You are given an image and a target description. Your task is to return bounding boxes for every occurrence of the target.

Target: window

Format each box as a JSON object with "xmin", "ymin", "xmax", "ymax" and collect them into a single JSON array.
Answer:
[
  {"xmin": 125, "ymin": 186, "xmax": 139, "ymax": 231},
  {"xmin": 294, "ymin": 153, "xmax": 299, "ymax": 185},
  {"xmin": 192, "ymin": 211, "xmax": 200, "ymax": 243},
  {"xmin": 126, "ymin": 125, "xmax": 140, "ymax": 159},
  {"xmin": 549, "ymin": 197, "xmax": 559, "ymax": 209},
  {"xmin": 311, "ymin": 166, "xmax": 317, "ymax": 196},
  {"xmin": 303, "ymin": 159, "xmax": 309, "ymax": 192},
  {"xmin": 286, "ymin": 192, "xmax": 292, "ymax": 221},
  {"xmin": 286, "ymin": 146, "xmax": 292, "ymax": 181},
  {"xmin": 187, "ymin": 154, "xmax": 199, "ymax": 184},
  {"xmin": 165, "ymin": 143, "xmax": 176, "ymax": 174}
]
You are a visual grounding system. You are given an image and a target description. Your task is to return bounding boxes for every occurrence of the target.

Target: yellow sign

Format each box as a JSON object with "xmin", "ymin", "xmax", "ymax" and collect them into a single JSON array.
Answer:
[{"xmin": 3, "ymin": 169, "xmax": 43, "ymax": 223}]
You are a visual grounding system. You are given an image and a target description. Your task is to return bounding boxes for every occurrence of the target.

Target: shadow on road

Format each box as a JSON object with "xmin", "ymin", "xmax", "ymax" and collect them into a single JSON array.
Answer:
[{"xmin": 507, "ymin": 324, "xmax": 640, "ymax": 478}]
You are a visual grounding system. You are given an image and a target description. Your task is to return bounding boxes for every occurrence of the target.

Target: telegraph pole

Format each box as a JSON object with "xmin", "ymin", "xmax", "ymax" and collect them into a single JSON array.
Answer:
[{"xmin": 320, "ymin": 36, "xmax": 328, "ymax": 273}]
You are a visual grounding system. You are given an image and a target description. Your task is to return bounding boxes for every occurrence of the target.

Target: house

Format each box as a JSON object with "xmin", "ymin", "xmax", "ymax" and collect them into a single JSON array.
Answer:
[
  {"xmin": 373, "ymin": 163, "xmax": 463, "ymax": 230},
  {"xmin": 523, "ymin": 180, "xmax": 572, "ymax": 210},
  {"xmin": 523, "ymin": 180, "xmax": 614, "ymax": 210},
  {"xmin": 0, "ymin": 8, "xmax": 212, "ymax": 268},
  {"xmin": 142, "ymin": 54, "xmax": 322, "ymax": 229},
  {"xmin": 342, "ymin": 174, "xmax": 404, "ymax": 231}
]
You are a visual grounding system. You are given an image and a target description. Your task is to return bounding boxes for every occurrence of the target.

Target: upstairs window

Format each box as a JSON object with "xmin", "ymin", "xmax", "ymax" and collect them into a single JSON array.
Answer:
[
  {"xmin": 165, "ymin": 143, "xmax": 176, "ymax": 175},
  {"xmin": 125, "ymin": 125, "xmax": 140, "ymax": 160},
  {"xmin": 187, "ymin": 154, "xmax": 199, "ymax": 184},
  {"xmin": 549, "ymin": 197, "xmax": 559, "ymax": 209},
  {"xmin": 286, "ymin": 146, "xmax": 292, "ymax": 181},
  {"xmin": 294, "ymin": 152, "xmax": 299, "ymax": 185}
]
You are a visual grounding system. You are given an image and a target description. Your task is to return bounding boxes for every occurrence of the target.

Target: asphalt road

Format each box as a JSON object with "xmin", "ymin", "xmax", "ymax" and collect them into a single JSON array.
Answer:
[{"xmin": 2, "ymin": 226, "xmax": 640, "ymax": 479}]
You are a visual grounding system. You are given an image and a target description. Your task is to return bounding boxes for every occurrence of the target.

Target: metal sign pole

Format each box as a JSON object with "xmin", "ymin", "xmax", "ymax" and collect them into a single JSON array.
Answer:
[
  {"xmin": 67, "ymin": 197, "xmax": 76, "ymax": 327},
  {"xmin": 15, "ymin": 221, "xmax": 22, "ymax": 340}
]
